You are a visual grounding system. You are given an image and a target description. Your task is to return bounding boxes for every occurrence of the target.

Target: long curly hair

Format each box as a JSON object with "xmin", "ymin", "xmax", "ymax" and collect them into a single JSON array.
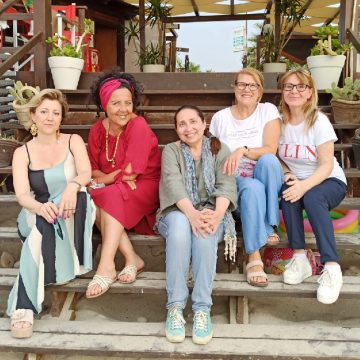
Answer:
[{"xmin": 90, "ymin": 67, "xmax": 142, "ymax": 114}]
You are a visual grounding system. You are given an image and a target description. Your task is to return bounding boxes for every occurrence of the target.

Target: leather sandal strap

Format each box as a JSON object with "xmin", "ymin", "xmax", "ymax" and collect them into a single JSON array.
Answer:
[
  {"xmin": 246, "ymin": 259, "xmax": 264, "ymax": 271},
  {"xmin": 11, "ymin": 309, "xmax": 34, "ymax": 326}
]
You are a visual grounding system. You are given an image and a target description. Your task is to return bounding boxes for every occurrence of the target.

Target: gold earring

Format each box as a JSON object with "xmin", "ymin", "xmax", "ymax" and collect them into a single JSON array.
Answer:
[{"xmin": 30, "ymin": 123, "xmax": 38, "ymax": 137}]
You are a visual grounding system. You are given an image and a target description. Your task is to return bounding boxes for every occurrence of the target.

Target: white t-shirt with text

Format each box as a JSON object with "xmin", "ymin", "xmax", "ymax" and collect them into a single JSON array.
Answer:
[
  {"xmin": 210, "ymin": 102, "xmax": 280, "ymax": 177},
  {"xmin": 278, "ymin": 112, "xmax": 346, "ymax": 184}
]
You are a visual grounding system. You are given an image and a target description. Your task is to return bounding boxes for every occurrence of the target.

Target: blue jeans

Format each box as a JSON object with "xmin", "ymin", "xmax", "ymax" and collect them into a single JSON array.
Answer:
[
  {"xmin": 280, "ymin": 177, "xmax": 346, "ymax": 264},
  {"xmin": 236, "ymin": 154, "xmax": 283, "ymax": 254},
  {"xmin": 157, "ymin": 210, "xmax": 224, "ymax": 312}
]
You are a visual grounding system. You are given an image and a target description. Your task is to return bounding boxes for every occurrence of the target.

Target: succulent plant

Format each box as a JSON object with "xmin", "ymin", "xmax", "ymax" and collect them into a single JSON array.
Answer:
[
  {"xmin": 8, "ymin": 81, "xmax": 40, "ymax": 105},
  {"xmin": 326, "ymin": 77, "xmax": 360, "ymax": 101}
]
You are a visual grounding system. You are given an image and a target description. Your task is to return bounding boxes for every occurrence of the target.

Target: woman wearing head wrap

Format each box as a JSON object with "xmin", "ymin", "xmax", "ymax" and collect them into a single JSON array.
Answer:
[{"xmin": 86, "ymin": 69, "xmax": 161, "ymax": 298}]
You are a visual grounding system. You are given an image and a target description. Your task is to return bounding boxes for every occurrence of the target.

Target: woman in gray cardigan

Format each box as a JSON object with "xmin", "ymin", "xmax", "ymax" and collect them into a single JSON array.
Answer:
[{"xmin": 156, "ymin": 105, "xmax": 237, "ymax": 345}]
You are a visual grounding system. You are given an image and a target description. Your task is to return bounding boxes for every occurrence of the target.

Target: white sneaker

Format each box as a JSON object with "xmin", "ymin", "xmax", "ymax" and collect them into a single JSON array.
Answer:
[
  {"xmin": 317, "ymin": 267, "xmax": 343, "ymax": 304},
  {"xmin": 283, "ymin": 256, "xmax": 312, "ymax": 285}
]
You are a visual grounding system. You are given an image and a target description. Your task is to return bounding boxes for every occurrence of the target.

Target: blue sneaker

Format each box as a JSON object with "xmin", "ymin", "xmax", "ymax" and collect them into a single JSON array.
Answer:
[
  {"xmin": 192, "ymin": 309, "xmax": 213, "ymax": 345},
  {"xmin": 165, "ymin": 306, "xmax": 186, "ymax": 343}
]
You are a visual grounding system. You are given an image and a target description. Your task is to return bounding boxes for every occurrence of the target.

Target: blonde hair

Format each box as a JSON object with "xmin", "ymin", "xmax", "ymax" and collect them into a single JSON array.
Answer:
[
  {"xmin": 28, "ymin": 89, "xmax": 68, "ymax": 123},
  {"xmin": 234, "ymin": 68, "xmax": 264, "ymax": 100},
  {"xmin": 279, "ymin": 69, "xmax": 318, "ymax": 131}
]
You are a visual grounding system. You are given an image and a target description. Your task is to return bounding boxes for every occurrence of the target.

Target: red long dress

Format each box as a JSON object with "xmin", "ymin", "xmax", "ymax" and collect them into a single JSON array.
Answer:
[{"xmin": 87, "ymin": 116, "xmax": 161, "ymax": 235}]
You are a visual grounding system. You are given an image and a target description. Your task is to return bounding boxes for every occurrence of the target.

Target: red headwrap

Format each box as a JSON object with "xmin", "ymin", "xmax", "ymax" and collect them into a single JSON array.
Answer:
[{"xmin": 99, "ymin": 78, "xmax": 133, "ymax": 112}]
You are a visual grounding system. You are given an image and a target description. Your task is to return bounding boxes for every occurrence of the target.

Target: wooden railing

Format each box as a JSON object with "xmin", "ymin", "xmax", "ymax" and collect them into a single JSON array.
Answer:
[{"xmin": 0, "ymin": 0, "xmax": 51, "ymax": 88}]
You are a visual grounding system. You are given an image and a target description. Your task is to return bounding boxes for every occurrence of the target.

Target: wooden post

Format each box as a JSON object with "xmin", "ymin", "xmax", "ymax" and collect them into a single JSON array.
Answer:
[
  {"xmin": 33, "ymin": 0, "xmax": 51, "ymax": 89},
  {"xmin": 139, "ymin": 0, "xmax": 146, "ymax": 56},
  {"xmin": 274, "ymin": 0, "xmax": 281, "ymax": 48}
]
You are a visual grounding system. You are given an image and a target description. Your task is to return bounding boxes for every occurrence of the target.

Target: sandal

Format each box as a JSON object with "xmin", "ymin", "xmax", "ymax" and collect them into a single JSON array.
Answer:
[
  {"xmin": 11, "ymin": 309, "xmax": 33, "ymax": 339},
  {"xmin": 267, "ymin": 233, "xmax": 280, "ymax": 246},
  {"xmin": 117, "ymin": 265, "xmax": 144, "ymax": 284},
  {"xmin": 86, "ymin": 274, "xmax": 116, "ymax": 299},
  {"xmin": 246, "ymin": 260, "xmax": 268, "ymax": 288}
]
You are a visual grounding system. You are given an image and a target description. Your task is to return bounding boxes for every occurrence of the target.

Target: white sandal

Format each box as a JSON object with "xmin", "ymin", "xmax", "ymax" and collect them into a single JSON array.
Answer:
[
  {"xmin": 86, "ymin": 274, "xmax": 116, "ymax": 299},
  {"xmin": 11, "ymin": 309, "xmax": 34, "ymax": 339}
]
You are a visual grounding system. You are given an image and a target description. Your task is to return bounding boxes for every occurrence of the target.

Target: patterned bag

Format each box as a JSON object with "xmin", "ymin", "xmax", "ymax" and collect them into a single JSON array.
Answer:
[{"xmin": 263, "ymin": 248, "xmax": 323, "ymax": 275}]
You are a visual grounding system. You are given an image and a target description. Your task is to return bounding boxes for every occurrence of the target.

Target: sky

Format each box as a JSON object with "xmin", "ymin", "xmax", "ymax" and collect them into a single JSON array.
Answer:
[{"xmin": 175, "ymin": 20, "xmax": 259, "ymax": 72}]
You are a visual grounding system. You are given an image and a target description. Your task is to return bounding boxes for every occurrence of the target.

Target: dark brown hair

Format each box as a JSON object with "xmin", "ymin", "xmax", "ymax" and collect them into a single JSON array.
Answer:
[{"xmin": 174, "ymin": 105, "xmax": 221, "ymax": 155}]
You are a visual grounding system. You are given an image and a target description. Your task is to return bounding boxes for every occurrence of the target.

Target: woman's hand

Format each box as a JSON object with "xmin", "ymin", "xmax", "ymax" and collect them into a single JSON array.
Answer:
[
  {"xmin": 200, "ymin": 208, "xmax": 223, "ymax": 234},
  {"xmin": 282, "ymin": 176, "xmax": 307, "ymax": 203},
  {"xmin": 223, "ymin": 148, "xmax": 246, "ymax": 176},
  {"xmin": 37, "ymin": 201, "xmax": 59, "ymax": 223},
  {"xmin": 58, "ymin": 183, "xmax": 78, "ymax": 219},
  {"xmin": 187, "ymin": 208, "xmax": 209, "ymax": 238}
]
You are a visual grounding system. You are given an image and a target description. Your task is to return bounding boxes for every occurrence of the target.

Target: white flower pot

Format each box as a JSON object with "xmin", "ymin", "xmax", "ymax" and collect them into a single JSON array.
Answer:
[
  {"xmin": 306, "ymin": 55, "xmax": 346, "ymax": 90},
  {"xmin": 142, "ymin": 64, "xmax": 165, "ymax": 73},
  {"xmin": 48, "ymin": 56, "xmax": 84, "ymax": 90},
  {"xmin": 263, "ymin": 62, "xmax": 287, "ymax": 73}
]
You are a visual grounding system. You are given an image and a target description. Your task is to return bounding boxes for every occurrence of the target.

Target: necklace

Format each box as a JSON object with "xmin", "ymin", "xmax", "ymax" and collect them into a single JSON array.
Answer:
[{"xmin": 105, "ymin": 124, "xmax": 121, "ymax": 168}]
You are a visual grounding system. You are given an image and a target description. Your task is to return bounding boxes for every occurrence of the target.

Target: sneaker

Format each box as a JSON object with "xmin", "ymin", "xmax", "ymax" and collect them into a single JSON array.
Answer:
[
  {"xmin": 192, "ymin": 309, "xmax": 213, "ymax": 345},
  {"xmin": 165, "ymin": 306, "xmax": 186, "ymax": 343},
  {"xmin": 283, "ymin": 256, "xmax": 312, "ymax": 285},
  {"xmin": 317, "ymin": 267, "xmax": 343, "ymax": 304}
]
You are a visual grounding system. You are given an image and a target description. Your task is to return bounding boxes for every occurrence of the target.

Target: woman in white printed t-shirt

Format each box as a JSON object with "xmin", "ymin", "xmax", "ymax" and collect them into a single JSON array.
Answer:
[
  {"xmin": 210, "ymin": 68, "xmax": 283, "ymax": 287},
  {"xmin": 278, "ymin": 69, "xmax": 347, "ymax": 305}
]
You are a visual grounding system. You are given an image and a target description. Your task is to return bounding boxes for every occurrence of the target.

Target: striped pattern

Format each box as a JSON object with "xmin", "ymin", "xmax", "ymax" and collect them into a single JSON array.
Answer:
[{"xmin": 7, "ymin": 151, "xmax": 95, "ymax": 315}]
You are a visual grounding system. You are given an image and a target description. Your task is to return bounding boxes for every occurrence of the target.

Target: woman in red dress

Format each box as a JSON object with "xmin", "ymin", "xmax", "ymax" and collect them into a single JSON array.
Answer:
[{"xmin": 86, "ymin": 70, "xmax": 161, "ymax": 298}]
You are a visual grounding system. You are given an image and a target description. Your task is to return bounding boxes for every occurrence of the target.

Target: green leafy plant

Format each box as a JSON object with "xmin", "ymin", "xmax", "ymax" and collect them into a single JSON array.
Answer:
[
  {"xmin": 137, "ymin": 43, "xmax": 162, "ymax": 66},
  {"xmin": 262, "ymin": 0, "xmax": 306, "ymax": 63},
  {"xmin": 46, "ymin": 18, "xmax": 94, "ymax": 58},
  {"xmin": 326, "ymin": 77, "xmax": 360, "ymax": 101},
  {"xmin": 310, "ymin": 26, "xmax": 351, "ymax": 56},
  {"xmin": 124, "ymin": 0, "xmax": 172, "ymax": 68},
  {"xmin": 8, "ymin": 81, "xmax": 40, "ymax": 105}
]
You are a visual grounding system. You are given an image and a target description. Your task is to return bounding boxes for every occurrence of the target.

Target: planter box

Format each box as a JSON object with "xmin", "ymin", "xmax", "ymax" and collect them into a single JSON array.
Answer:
[
  {"xmin": 331, "ymin": 99, "xmax": 360, "ymax": 124},
  {"xmin": 0, "ymin": 140, "xmax": 21, "ymax": 167}
]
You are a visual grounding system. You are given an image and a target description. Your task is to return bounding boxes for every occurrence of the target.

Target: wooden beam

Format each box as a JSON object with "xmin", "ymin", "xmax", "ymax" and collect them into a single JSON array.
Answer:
[
  {"xmin": 339, "ymin": 0, "xmax": 354, "ymax": 43},
  {"xmin": 274, "ymin": 0, "xmax": 280, "ymax": 46},
  {"xmin": 190, "ymin": 0, "xmax": 199, "ymax": 17},
  {"xmin": 348, "ymin": 29, "xmax": 360, "ymax": 52},
  {"xmin": 230, "ymin": 0, "xmax": 234, "ymax": 16},
  {"xmin": 0, "ymin": 32, "xmax": 42, "ymax": 76},
  {"xmin": 0, "ymin": 13, "xmax": 33, "ymax": 20},
  {"xmin": 139, "ymin": 0, "xmax": 145, "ymax": 55},
  {"xmin": 164, "ymin": 13, "xmax": 266, "ymax": 23},
  {"xmin": 33, "ymin": 0, "xmax": 51, "ymax": 90},
  {"xmin": 323, "ymin": 9, "xmax": 340, "ymax": 26},
  {"xmin": 0, "ymin": 0, "xmax": 20, "ymax": 16}
]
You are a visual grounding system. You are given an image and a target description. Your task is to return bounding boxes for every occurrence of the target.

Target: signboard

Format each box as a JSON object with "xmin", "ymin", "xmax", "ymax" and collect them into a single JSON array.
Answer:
[
  {"xmin": 176, "ymin": 47, "xmax": 189, "ymax": 53},
  {"xmin": 233, "ymin": 26, "xmax": 245, "ymax": 52}
]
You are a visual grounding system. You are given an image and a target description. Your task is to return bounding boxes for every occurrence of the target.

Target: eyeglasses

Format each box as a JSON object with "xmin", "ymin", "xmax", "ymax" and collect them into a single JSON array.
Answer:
[
  {"xmin": 234, "ymin": 82, "xmax": 260, "ymax": 91},
  {"xmin": 282, "ymin": 83, "xmax": 309, "ymax": 92}
]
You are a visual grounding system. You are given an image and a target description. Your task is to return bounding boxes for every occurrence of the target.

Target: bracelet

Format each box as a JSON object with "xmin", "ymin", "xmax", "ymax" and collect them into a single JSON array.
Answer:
[
  {"xmin": 243, "ymin": 145, "xmax": 249, "ymax": 155},
  {"xmin": 69, "ymin": 180, "xmax": 81, "ymax": 191}
]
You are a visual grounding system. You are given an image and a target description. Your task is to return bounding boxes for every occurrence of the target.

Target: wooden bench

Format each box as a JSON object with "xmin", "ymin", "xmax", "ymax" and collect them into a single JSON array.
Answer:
[{"xmin": 1, "ymin": 319, "xmax": 359, "ymax": 359}]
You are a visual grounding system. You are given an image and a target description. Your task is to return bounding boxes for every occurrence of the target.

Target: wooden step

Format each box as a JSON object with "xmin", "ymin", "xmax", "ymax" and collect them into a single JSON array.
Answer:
[
  {"xmin": 0, "ymin": 268, "xmax": 360, "ymax": 298},
  {"xmin": 0, "ymin": 225, "xmax": 359, "ymax": 250},
  {"xmin": 0, "ymin": 319, "xmax": 359, "ymax": 359}
]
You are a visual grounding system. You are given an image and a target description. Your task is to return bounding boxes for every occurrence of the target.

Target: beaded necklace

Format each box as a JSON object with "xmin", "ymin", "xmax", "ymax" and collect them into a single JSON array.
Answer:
[{"xmin": 105, "ymin": 123, "xmax": 121, "ymax": 168}]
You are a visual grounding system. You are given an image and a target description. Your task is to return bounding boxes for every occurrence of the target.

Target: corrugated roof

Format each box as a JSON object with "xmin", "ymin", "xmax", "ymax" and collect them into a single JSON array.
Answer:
[{"xmin": 121, "ymin": 0, "xmax": 356, "ymax": 34}]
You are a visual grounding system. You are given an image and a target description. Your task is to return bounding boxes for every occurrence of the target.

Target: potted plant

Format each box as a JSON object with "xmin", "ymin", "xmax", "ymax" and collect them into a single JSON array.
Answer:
[
  {"xmin": 261, "ymin": 0, "xmax": 305, "ymax": 73},
  {"xmin": 124, "ymin": 0, "xmax": 171, "ymax": 72},
  {"xmin": 8, "ymin": 81, "xmax": 40, "ymax": 130},
  {"xmin": 138, "ymin": 43, "xmax": 165, "ymax": 72},
  {"xmin": 306, "ymin": 25, "xmax": 351, "ymax": 90},
  {"xmin": 0, "ymin": 133, "xmax": 21, "ymax": 168},
  {"xmin": 326, "ymin": 77, "xmax": 360, "ymax": 124},
  {"xmin": 46, "ymin": 18, "xmax": 93, "ymax": 90}
]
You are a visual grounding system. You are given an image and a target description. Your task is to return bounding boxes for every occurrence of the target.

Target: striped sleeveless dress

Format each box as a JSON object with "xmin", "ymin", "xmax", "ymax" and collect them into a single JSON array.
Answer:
[{"xmin": 7, "ymin": 138, "xmax": 95, "ymax": 315}]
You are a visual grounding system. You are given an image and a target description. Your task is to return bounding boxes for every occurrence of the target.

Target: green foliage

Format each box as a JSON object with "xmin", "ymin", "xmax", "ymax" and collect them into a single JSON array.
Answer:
[
  {"xmin": 138, "ymin": 43, "xmax": 162, "ymax": 66},
  {"xmin": 46, "ymin": 18, "xmax": 94, "ymax": 58},
  {"xmin": 176, "ymin": 57, "xmax": 201, "ymax": 72},
  {"xmin": 310, "ymin": 26, "xmax": 351, "ymax": 56},
  {"xmin": 8, "ymin": 81, "xmax": 40, "ymax": 105},
  {"xmin": 124, "ymin": 0, "xmax": 172, "ymax": 67},
  {"xmin": 326, "ymin": 77, "xmax": 360, "ymax": 101},
  {"xmin": 262, "ymin": 0, "xmax": 306, "ymax": 64}
]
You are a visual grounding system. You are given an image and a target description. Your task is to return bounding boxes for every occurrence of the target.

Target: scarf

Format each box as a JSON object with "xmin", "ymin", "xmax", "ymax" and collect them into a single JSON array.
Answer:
[{"xmin": 181, "ymin": 136, "xmax": 237, "ymax": 262}]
